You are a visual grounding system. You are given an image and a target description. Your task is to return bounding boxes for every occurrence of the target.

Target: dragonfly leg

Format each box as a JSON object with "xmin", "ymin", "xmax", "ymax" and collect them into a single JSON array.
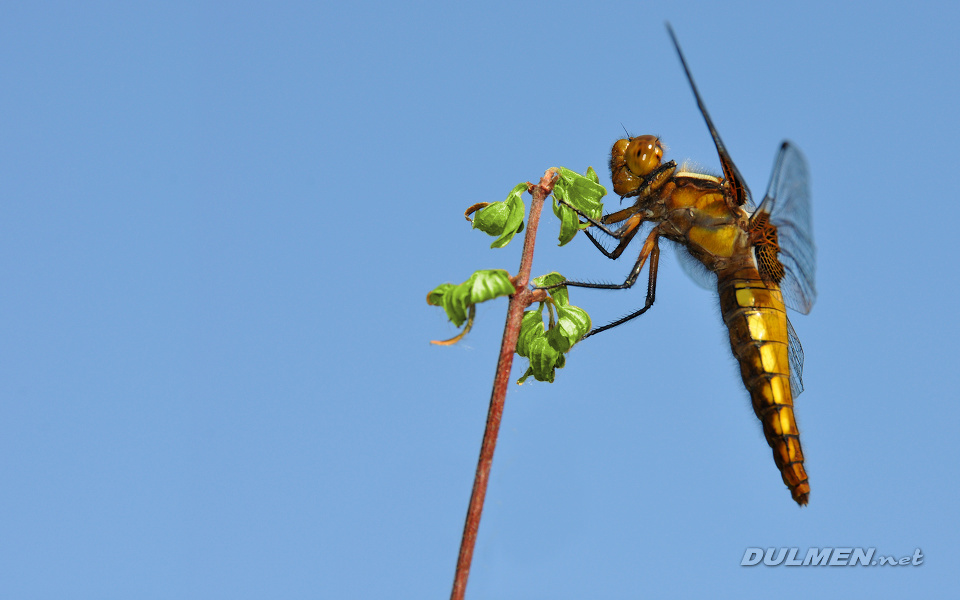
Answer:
[
  {"xmin": 583, "ymin": 240, "xmax": 660, "ymax": 338},
  {"xmin": 600, "ymin": 205, "xmax": 642, "ymax": 226},
  {"xmin": 557, "ymin": 226, "xmax": 660, "ymax": 291},
  {"xmin": 556, "ymin": 197, "xmax": 641, "ymax": 238},
  {"xmin": 584, "ymin": 215, "xmax": 642, "ymax": 259},
  {"xmin": 556, "ymin": 197, "xmax": 647, "ymax": 259}
]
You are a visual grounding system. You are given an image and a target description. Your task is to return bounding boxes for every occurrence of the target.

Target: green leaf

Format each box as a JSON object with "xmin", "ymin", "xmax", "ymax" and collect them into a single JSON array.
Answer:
[
  {"xmin": 533, "ymin": 272, "xmax": 569, "ymax": 307},
  {"xmin": 527, "ymin": 335, "xmax": 560, "ymax": 383},
  {"xmin": 555, "ymin": 167, "xmax": 606, "ymax": 217},
  {"xmin": 516, "ymin": 306, "xmax": 545, "ymax": 358},
  {"xmin": 557, "ymin": 304, "xmax": 591, "ymax": 338},
  {"xmin": 428, "ymin": 269, "xmax": 515, "ymax": 329},
  {"xmin": 552, "ymin": 196, "xmax": 581, "ymax": 246},
  {"xmin": 426, "ymin": 283, "xmax": 455, "ymax": 307},
  {"xmin": 552, "ymin": 167, "xmax": 606, "ymax": 245},
  {"xmin": 514, "ymin": 291, "xmax": 590, "ymax": 383},
  {"xmin": 471, "ymin": 201, "xmax": 510, "ymax": 235},
  {"xmin": 466, "ymin": 269, "xmax": 516, "ymax": 304},
  {"xmin": 516, "ymin": 367, "xmax": 535, "ymax": 385},
  {"xmin": 516, "ymin": 304, "xmax": 560, "ymax": 382},
  {"xmin": 426, "ymin": 282, "xmax": 467, "ymax": 327},
  {"xmin": 533, "ymin": 272, "xmax": 566, "ymax": 288},
  {"xmin": 442, "ymin": 281, "xmax": 471, "ymax": 327},
  {"xmin": 471, "ymin": 183, "xmax": 527, "ymax": 249},
  {"xmin": 546, "ymin": 304, "xmax": 591, "ymax": 353},
  {"xmin": 585, "ymin": 165, "xmax": 600, "ymax": 184},
  {"xmin": 514, "ymin": 274, "xmax": 592, "ymax": 382},
  {"xmin": 427, "ymin": 272, "xmax": 510, "ymax": 344},
  {"xmin": 491, "ymin": 184, "xmax": 527, "ymax": 248}
]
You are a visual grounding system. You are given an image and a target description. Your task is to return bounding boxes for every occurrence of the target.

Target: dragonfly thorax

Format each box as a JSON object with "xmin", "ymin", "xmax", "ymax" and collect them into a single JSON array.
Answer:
[{"xmin": 655, "ymin": 174, "xmax": 754, "ymax": 275}]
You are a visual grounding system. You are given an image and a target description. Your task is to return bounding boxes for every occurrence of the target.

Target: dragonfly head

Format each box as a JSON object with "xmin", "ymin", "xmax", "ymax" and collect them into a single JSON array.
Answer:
[
  {"xmin": 610, "ymin": 134, "xmax": 667, "ymax": 197},
  {"xmin": 618, "ymin": 134, "xmax": 663, "ymax": 177}
]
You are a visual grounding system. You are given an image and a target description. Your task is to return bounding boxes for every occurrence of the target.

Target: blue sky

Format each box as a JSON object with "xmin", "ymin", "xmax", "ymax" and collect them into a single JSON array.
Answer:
[{"xmin": 2, "ymin": 1, "xmax": 959, "ymax": 598}]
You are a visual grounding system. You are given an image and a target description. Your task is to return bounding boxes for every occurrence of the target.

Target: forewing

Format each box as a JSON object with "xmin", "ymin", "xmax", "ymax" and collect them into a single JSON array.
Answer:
[
  {"xmin": 755, "ymin": 141, "xmax": 816, "ymax": 314},
  {"xmin": 667, "ymin": 24, "xmax": 754, "ymax": 210}
]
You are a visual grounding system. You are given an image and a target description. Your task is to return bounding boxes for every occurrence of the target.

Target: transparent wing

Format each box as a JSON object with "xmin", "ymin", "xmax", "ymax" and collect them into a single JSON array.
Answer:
[
  {"xmin": 755, "ymin": 141, "xmax": 816, "ymax": 314},
  {"xmin": 667, "ymin": 24, "xmax": 754, "ymax": 210},
  {"xmin": 676, "ymin": 246, "xmax": 716, "ymax": 291},
  {"xmin": 786, "ymin": 317, "xmax": 804, "ymax": 398}
]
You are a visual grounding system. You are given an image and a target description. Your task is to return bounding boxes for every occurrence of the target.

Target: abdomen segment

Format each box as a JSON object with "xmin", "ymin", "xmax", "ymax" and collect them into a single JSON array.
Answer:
[{"xmin": 718, "ymin": 268, "xmax": 809, "ymax": 505}]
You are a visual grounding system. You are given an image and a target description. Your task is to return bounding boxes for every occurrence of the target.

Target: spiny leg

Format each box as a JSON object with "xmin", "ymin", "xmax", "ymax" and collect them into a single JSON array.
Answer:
[
  {"xmin": 600, "ymin": 205, "xmax": 643, "ymax": 227},
  {"xmin": 556, "ymin": 196, "xmax": 642, "ymax": 239},
  {"xmin": 584, "ymin": 215, "xmax": 643, "ymax": 259},
  {"xmin": 551, "ymin": 226, "xmax": 660, "ymax": 291},
  {"xmin": 583, "ymin": 240, "xmax": 660, "ymax": 338},
  {"xmin": 555, "ymin": 198, "xmax": 646, "ymax": 259}
]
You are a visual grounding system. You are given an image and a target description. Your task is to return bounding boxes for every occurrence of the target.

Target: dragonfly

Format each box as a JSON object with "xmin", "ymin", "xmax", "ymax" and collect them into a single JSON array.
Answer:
[{"xmin": 546, "ymin": 25, "xmax": 816, "ymax": 505}]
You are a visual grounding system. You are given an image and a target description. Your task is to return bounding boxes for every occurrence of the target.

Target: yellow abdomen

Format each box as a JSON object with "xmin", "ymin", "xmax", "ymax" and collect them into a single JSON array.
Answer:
[{"xmin": 717, "ymin": 267, "xmax": 809, "ymax": 505}]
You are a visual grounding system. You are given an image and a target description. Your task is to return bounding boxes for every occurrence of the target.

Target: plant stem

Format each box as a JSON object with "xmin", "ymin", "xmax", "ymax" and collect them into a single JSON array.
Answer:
[{"xmin": 450, "ymin": 168, "xmax": 558, "ymax": 600}]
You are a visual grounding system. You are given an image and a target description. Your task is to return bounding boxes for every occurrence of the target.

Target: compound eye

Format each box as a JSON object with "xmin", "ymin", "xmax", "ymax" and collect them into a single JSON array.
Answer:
[{"xmin": 624, "ymin": 135, "xmax": 663, "ymax": 177}]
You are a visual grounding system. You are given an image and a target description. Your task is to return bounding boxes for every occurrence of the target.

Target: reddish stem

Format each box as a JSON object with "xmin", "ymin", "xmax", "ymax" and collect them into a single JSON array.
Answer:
[{"xmin": 450, "ymin": 168, "xmax": 558, "ymax": 600}]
